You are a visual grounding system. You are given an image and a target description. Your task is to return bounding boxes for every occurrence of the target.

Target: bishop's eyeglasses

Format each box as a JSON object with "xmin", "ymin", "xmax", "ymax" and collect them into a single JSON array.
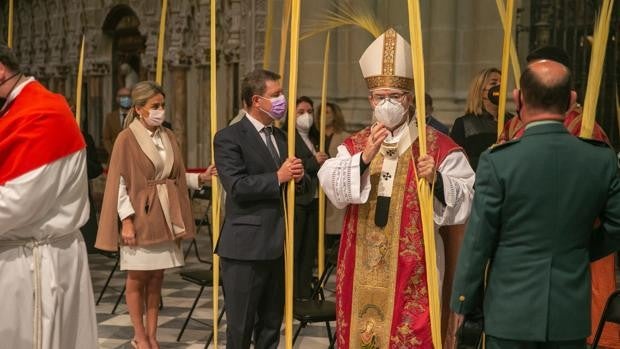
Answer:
[{"xmin": 370, "ymin": 92, "xmax": 408, "ymax": 104}]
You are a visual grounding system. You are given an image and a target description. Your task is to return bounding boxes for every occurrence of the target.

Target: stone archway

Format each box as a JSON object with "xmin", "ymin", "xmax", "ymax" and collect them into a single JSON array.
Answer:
[{"xmin": 102, "ymin": 5, "xmax": 145, "ymax": 105}]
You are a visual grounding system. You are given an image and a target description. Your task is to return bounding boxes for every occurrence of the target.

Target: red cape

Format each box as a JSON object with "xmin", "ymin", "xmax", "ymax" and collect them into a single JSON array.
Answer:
[
  {"xmin": 499, "ymin": 109, "xmax": 610, "ymax": 144},
  {"xmin": 0, "ymin": 81, "xmax": 85, "ymax": 185}
]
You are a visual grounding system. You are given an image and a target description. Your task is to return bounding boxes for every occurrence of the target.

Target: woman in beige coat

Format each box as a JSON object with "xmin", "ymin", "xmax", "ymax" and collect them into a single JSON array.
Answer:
[{"xmin": 96, "ymin": 81, "xmax": 213, "ymax": 349}]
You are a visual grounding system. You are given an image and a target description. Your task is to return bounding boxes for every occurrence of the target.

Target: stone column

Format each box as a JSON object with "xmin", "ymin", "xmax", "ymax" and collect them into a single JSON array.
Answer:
[
  {"xmin": 427, "ymin": 0, "xmax": 457, "ymax": 98},
  {"xmin": 87, "ymin": 75, "xmax": 103, "ymax": 147},
  {"xmin": 198, "ymin": 66, "xmax": 211, "ymax": 166},
  {"xmin": 55, "ymin": 67, "xmax": 68, "ymax": 98},
  {"xmin": 171, "ymin": 66, "xmax": 188, "ymax": 161}
]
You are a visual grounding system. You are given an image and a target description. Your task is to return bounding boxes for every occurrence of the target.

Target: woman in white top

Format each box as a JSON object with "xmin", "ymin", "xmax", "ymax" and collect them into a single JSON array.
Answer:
[{"xmin": 97, "ymin": 81, "xmax": 215, "ymax": 349}]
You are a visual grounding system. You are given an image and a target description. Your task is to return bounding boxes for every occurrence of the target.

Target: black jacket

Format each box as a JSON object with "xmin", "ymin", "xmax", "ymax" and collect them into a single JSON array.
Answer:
[
  {"xmin": 214, "ymin": 116, "xmax": 309, "ymax": 260},
  {"xmin": 293, "ymin": 130, "xmax": 320, "ymax": 206}
]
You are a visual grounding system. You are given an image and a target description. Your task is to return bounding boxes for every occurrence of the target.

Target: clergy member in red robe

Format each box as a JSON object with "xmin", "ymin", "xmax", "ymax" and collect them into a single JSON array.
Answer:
[
  {"xmin": 318, "ymin": 29, "xmax": 475, "ymax": 348},
  {"xmin": 0, "ymin": 44, "xmax": 98, "ymax": 349}
]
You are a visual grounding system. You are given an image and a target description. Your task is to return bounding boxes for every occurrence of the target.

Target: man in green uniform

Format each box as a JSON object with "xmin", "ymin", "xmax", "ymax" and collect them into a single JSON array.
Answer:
[{"xmin": 450, "ymin": 59, "xmax": 620, "ymax": 348}]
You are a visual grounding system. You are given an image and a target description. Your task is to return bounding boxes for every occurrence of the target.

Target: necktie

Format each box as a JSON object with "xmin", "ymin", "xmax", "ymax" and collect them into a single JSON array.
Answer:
[{"xmin": 261, "ymin": 126, "xmax": 281, "ymax": 166}]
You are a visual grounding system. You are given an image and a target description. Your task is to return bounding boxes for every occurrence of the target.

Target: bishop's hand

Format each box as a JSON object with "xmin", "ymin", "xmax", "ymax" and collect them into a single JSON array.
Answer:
[
  {"xmin": 417, "ymin": 154, "xmax": 436, "ymax": 183},
  {"xmin": 361, "ymin": 122, "xmax": 389, "ymax": 165}
]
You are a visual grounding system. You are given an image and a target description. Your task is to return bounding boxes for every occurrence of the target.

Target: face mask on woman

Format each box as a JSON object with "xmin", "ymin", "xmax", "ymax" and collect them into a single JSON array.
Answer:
[
  {"xmin": 144, "ymin": 109, "xmax": 165, "ymax": 127},
  {"xmin": 296, "ymin": 112, "xmax": 314, "ymax": 132}
]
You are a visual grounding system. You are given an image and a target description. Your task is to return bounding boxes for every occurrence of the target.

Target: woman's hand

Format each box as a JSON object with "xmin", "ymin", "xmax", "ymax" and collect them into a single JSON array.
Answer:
[
  {"xmin": 315, "ymin": 152, "xmax": 329, "ymax": 165},
  {"xmin": 121, "ymin": 218, "xmax": 137, "ymax": 246},
  {"xmin": 198, "ymin": 164, "xmax": 217, "ymax": 185}
]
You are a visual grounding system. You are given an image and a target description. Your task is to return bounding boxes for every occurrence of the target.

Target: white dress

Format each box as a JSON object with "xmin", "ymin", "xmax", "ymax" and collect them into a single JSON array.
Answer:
[{"xmin": 118, "ymin": 129, "xmax": 201, "ymax": 271}]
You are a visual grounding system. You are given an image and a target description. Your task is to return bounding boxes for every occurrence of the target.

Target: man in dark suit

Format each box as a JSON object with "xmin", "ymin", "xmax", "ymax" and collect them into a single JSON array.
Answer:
[
  {"xmin": 451, "ymin": 60, "xmax": 620, "ymax": 348},
  {"xmin": 214, "ymin": 69, "xmax": 307, "ymax": 349}
]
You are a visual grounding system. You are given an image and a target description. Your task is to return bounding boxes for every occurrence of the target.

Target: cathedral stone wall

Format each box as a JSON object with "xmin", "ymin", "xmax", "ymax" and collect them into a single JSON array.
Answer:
[{"xmin": 1, "ymin": 0, "xmax": 529, "ymax": 166}]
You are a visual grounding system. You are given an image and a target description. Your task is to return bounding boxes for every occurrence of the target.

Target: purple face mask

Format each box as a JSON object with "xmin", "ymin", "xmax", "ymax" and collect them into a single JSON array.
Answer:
[{"xmin": 259, "ymin": 95, "xmax": 287, "ymax": 120}]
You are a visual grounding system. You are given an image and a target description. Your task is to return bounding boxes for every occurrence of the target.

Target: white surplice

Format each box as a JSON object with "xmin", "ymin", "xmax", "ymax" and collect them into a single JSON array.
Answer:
[
  {"xmin": 0, "ymin": 148, "xmax": 98, "ymax": 348},
  {"xmin": 317, "ymin": 123, "xmax": 475, "ymax": 286}
]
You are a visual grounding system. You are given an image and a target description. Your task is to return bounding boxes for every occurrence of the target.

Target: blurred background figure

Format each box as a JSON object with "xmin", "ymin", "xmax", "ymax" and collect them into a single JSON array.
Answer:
[
  {"xmin": 119, "ymin": 62, "xmax": 139, "ymax": 90},
  {"xmin": 413, "ymin": 92, "xmax": 450, "ymax": 135},
  {"xmin": 103, "ymin": 87, "xmax": 132, "ymax": 158}
]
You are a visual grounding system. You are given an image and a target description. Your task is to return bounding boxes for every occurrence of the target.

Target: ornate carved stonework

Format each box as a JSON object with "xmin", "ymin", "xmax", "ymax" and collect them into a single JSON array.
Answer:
[
  {"xmin": 32, "ymin": 0, "xmax": 51, "ymax": 76},
  {"xmin": 223, "ymin": 0, "xmax": 242, "ymax": 65},
  {"xmin": 15, "ymin": 0, "xmax": 34, "ymax": 69},
  {"xmin": 48, "ymin": 0, "xmax": 67, "ymax": 69},
  {"xmin": 166, "ymin": 0, "xmax": 192, "ymax": 68},
  {"xmin": 191, "ymin": 0, "xmax": 208, "ymax": 67}
]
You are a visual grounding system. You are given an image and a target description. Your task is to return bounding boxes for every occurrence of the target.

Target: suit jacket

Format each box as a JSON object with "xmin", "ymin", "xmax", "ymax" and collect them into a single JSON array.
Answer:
[
  {"xmin": 451, "ymin": 122, "xmax": 620, "ymax": 341},
  {"xmin": 103, "ymin": 109, "xmax": 125, "ymax": 155},
  {"xmin": 294, "ymin": 130, "xmax": 319, "ymax": 206},
  {"xmin": 214, "ymin": 116, "xmax": 309, "ymax": 260}
]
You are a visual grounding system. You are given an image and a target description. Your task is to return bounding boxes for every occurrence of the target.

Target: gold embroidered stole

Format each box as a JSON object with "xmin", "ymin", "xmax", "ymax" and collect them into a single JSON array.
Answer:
[{"xmin": 349, "ymin": 146, "xmax": 413, "ymax": 348}]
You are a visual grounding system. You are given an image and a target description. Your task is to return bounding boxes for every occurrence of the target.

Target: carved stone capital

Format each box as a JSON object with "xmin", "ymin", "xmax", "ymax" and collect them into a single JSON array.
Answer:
[{"xmin": 86, "ymin": 61, "xmax": 112, "ymax": 76}]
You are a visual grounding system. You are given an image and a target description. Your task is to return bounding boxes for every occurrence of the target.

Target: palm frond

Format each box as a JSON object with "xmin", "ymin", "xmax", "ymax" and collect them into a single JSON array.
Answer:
[
  {"xmin": 301, "ymin": 1, "xmax": 384, "ymax": 40},
  {"xmin": 580, "ymin": 0, "xmax": 615, "ymax": 138}
]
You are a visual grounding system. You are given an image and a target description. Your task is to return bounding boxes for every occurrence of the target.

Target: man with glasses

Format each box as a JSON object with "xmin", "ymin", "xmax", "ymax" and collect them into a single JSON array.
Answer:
[{"xmin": 317, "ymin": 28, "xmax": 475, "ymax": 347}]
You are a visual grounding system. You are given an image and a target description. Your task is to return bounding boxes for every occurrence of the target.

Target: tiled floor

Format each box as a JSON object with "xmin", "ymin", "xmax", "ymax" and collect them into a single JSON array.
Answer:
[{"xmin": 91, "ymin": 233, "xmax": 335, "ymax": 349}]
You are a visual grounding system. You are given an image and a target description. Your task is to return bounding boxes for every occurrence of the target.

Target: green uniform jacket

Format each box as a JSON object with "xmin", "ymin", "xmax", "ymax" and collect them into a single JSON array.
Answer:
[{"xmin": 450, "ymin": 122, "xmax": 620, "ymax": 341}]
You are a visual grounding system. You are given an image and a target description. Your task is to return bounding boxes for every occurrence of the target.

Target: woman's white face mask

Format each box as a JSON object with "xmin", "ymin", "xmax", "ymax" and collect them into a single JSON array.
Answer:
[
  {"xmin": 373, "ymin": 98, "xmax": 407, "ymax": 128},
  {"xmin": 296, "ymin": 112, "xmax": 314, "ymax": 132}
]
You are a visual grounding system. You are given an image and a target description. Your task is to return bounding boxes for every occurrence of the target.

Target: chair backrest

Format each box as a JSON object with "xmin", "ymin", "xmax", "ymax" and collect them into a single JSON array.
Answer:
[
  {"xmin": 310, "ymin": 240, "xmax": 340, "ymax": 300},
  {"xmin": 192, "ymin": 186, "xmax": 212, "ymax": 201}
]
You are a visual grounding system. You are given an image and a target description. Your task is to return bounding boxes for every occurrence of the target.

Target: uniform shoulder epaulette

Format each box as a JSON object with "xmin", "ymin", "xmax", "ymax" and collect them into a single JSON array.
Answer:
[
  {"xmin": 577, "ymin": 137, "xmax": 610, "ymax": 148},
  {"xmin": 489, "ymin": 138, "xmax": 520, "ymax": 152}
]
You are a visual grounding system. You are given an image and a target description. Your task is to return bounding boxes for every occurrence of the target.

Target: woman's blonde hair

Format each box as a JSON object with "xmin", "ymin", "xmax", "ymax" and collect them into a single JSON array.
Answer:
[
  {"xmin": 123, "ymin": 81, "xmax": 166, "ymax": 128},
  {"xmin": 464, "ymin": 68, "xmax": 500, "ymax": 116}
]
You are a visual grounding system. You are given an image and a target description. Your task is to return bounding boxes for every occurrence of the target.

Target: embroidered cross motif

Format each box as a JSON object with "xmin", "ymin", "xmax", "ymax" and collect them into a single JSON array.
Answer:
[
  {"xmin": 382, "ymin": 172, "xmax": 392, "ymax": 181},
  {"xmin": 385, "ymin": 149, "xmax": 397, "ymax": 157}
]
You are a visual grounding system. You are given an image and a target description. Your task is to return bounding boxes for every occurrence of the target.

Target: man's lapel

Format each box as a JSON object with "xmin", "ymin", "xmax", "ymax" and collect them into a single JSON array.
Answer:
[
  {"xmin": 239, "ymin": 116, "xmax": 280, "ymax": 170},
  {"xmin": 275, "ymin": 128, "xmax": 288, "ymax": 162}
]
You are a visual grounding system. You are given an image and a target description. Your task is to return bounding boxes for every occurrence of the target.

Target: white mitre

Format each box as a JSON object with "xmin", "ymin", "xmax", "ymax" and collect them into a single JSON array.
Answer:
[{"xmin": 358, "ymin": 28, "xmax": 414, "ymax": 91}]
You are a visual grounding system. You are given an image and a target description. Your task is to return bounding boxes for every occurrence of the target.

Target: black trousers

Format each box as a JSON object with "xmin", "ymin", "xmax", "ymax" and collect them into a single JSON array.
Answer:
[
  {"xmin": 486, "ymin": 335, "xmax": 586, "ymax": 349},
  {"xmin": 293, "ymin": 200, "xmax": 318, "ymax": 299},
  {"xmin": 220, "ymin": 256, "xmax": 284, "ymax": 349}
]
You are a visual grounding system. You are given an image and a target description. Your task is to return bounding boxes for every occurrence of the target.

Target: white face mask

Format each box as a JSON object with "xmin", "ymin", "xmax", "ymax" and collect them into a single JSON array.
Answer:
[
  {"xmin": 296, "ymin": 112, "xmax": 314, "ymax": 132},
  {"xmin": 145, "ymin": 109, "xmax": 165, "ymax": 127},
  {"xmin": 373, "ymin": 99, "xmax": 407, "ymax": 128}
]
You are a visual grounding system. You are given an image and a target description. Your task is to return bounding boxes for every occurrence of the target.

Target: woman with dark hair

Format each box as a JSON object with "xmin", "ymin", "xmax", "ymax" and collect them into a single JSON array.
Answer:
[
  {"xmin": 450, "ymin": 68, "xmax": 503, "ymax": 170},
  {"xmin": 290, "ymin": 96, "xmax": 329, "ymax": 299}
]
